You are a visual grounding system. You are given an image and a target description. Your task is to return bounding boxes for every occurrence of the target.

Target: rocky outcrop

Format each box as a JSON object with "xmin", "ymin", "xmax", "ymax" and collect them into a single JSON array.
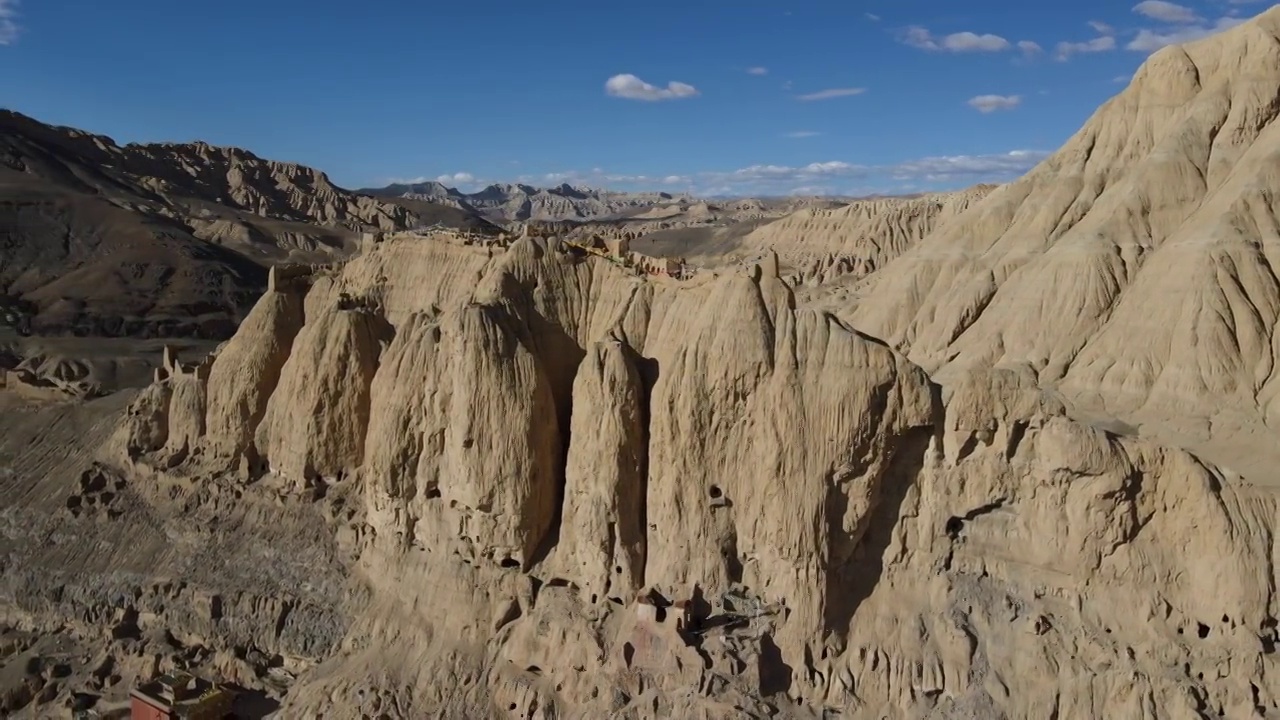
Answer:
[
  {"xmin": 552, "ymin": 337, "xmax": 648, "ymax": 604},
  {"xmin": 106, "ymin": 214, "xmax": 1280, "ymax": 717},
  {"xmin": 843, "ymin": 8, "xmax": 1280, "ymax": 455},
  {"xmin": 202, "ymin": 274, "xmax": 307, "ymax": 462},
  {"xmin": 255, "ymin": 279, "xmax": 387, "ymax": 483},
  {"xmin": 741, "ymin": 185, "xmax": 994, "ymax": 285},
  {"xmin": 55, "ymin": 8, "xmax": 1280, "ymax": 718},
  {"xmin": 113, "ymin": 236, "xmax": 940, "ymax": 710}
]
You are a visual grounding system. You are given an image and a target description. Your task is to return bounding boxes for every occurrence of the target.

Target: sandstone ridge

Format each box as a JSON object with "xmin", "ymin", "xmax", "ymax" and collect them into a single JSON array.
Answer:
[
  {"xmin": 743, "ymin": 185, "xmax": 996, "ymax": 285},
  {"xmin": 832, "ymin": 6, "xmax": 1280, "ymax": 480},
  {"xmin": 15, "ymin": 6, "xmax": 1280, "ymax": 719},
  {"xmin": 102, "ymin": 229, "xmax": 1280, "ymax": 718}
]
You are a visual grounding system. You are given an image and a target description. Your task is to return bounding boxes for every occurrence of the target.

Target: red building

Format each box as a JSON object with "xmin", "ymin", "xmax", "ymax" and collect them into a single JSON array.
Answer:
[{"xmin": 129, "ymin": 671, "xmax": 233, "ymax": 719}]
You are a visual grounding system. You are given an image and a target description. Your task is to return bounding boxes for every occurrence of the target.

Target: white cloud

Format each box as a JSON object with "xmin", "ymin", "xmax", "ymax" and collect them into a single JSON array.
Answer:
[
  {"xmin": 1055, "ymin": 35, "xmax": 1117, "ymax": 60},
  {"xmin": 885, "ymin": 150, "xmax": 1050, "ymax": 181},
  {"xmin": 661, "ymin": 175, "xmax": 689, "ymax": 184},
  {"xmin": 1018, "ymin": 40, "xmax": 1043, "ymax": 56},
  {"xmin": 796, "ymin": 87, "xmax": 866, "ymax": 101},
  {"xmin": 0, "ymin": 0, "xmax": 19, "ymax": 45},
  {"xmin": 865, "ymin": 13, "xmax": 881, "ymax": 21},
  {"xmin": 1054, "ymin": 18, "xmax": 1117, "ymax": 61},
  {"xmin": 785, "ymin": 131, "xmax": 822, "ymax": 138},
  {"xmin": 436, "ymin": 172, "xmax": 475, "ymax": 185},
  {"xmin": 781, "ymin": 80, "xmax": 794, "ymax": 91},
  {"xmin": 1133, "ymin": 1, "xmax": 1200, "ymax": 23},
  {"xmin": 604, "ymin": 73, "xmax": 699, "ymax": 101},
  {"xmin": 944, "ymin": 31, "xmax": 1012, "ymax": 51},
  {"xmin": 902, "ymin": 26, "xmax": 1014, "ymax": 52},
  {"xmin": 967, "ymin": 94, "xmax": 1022, "ymax": 113},
  {"xmin": 746, "ymin": 66, "xmax": 768, "ymax": 75},
  {"xmin": 1113, "ymin": 74, "xmax": 1132, "ymax": 83},
  {"xmin": 383, "ymin": 173, "xmax": 486, "ymax": 189},
  {"xmin": 1124, "ymin": 0, "xmax": 1247, "ymax": 52},
  {"xmin": 1126, "ymin": 16, "xmax": 1244, "ymax": 51},
  {"xmin": 787, "ymin": 186, "xmax": 834, "ymax": 196},
  {"xmin": 902, "ymin": 26, "xmax": 938, "ymax": 49},
  {"xmin": 905, "ymin": 25, "xmax": 1045, "ymax": 57},
  {"xmin": 701, "ymin": 152, "xmax": 1048, "ymax": 193}
]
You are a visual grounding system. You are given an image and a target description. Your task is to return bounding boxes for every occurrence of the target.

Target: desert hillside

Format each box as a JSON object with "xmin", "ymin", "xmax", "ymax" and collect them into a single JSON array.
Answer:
[
  {"xmin": 0, "ymin": 111, "xmax": 497, "ymax": 337},
  {"xmin": 63, "ymin": 228, "xmax": 1278, "ymax": 718},
  {"xmin": 821, "ymin": 6, "xmax": 1280, "ymax": 481},
  {"xmin": 13, "ymin": 6, "xmax": 1280, "ymax": 720},
  {"xmin": 740, "ymin": 185, "xmax": 996, "ymax": 283}
]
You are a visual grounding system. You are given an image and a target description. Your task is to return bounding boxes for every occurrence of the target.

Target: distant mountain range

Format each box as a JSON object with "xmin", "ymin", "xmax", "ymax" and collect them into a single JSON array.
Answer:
[
  {"xmin": 360, "ymin": 180, "xmax": 695, "ymax": 223},
  {"xmin": 0, "ymin": 110, "xmax": 498, "ymax": 337},
  {"xmin": 0, "ymin": 108, "xmax": 860, "ymax": 338}
]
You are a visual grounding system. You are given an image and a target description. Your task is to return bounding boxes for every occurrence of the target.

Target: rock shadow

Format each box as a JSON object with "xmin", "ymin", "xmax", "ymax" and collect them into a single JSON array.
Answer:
[
  {"xmin": 822, "ymin": 391, "xmax": 939, "ymax": 641},
  {"xmin": 228, "ymin": 685, "xmax": 281, "ymax": 719},
  {"xmin": 758, "ymin": 632, "xmax": 793, "ymax": 696}
]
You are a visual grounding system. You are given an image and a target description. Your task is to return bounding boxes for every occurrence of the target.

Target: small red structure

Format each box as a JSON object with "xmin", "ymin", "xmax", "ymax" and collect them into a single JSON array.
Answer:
[{"xmin": 129, "ymin": 671, "xmax": 233, "ymax": 719}]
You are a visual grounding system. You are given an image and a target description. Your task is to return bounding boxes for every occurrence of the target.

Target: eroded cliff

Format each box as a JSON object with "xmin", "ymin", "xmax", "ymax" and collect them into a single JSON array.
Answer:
[{"xmin": 93, "ymin": 230, "xmax": 1280, "ymax": 718}]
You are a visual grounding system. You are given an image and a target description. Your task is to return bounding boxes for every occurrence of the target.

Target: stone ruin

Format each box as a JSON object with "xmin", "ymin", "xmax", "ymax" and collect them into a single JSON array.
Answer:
[
  {"xmin": 336, "ymin": 291, "xmax": 382, "ymax": 315},
  {"xmin": 570, "ymin": 234, "xmax": 692, "ymax": 279},
  {"xmin": 267, "ymin": 263, "xmax": 326, "ymax": 294},
  {"xmin": 375, "ymin": 224, "xmax": 695, "ymax": 279},
  {"xmin": 390, "ymin": 227, "xmax": 512, "ymax": 250},
  {"xmin": 154, "ymin": 345, "xmax": 214, "ymax": 385}
]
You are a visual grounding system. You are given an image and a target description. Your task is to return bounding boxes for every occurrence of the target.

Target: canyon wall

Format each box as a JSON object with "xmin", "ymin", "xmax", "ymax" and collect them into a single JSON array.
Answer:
[{"xmin": 106, "ymin": 234, "xmax": 1280, "ymax": 718}]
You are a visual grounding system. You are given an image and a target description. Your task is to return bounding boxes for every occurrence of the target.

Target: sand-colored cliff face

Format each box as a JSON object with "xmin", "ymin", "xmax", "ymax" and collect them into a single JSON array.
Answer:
[
  {"xmin": 840, "ymin": 9, "xmax": 1280, "ymax": 467},
  {"xmin": 27, "ymin": 7, "xmax": 1280, "ymax": 718},
  {"xmin": 742, "ymin": 186, "xmax": 995, "ymax": 284},
  {"xmin": 103, "ymin": 224, "xmax": 1280, "ymax": 717}
]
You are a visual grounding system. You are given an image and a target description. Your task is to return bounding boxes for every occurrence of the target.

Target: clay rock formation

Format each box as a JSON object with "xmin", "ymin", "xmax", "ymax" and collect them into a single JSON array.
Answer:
[
  {"xmin": 201, "ymin": 269, "xmax": 307, "ymax": 462},
  {"xmin": 552, "ymin": 338, "xmax": 647, "ymax": 603},
  {"xmin": 113, "ymin": 235, "xmax": 944, "ymax": 713},
  {"xmin": 841, "ymin": 9, "xmax": 1280, "ymax": 454},
  {"xmin": 744, "ymin": 185, "xmax": 995, "ymax": 285},
  {"xmin": 71, "ymin": 8, "xmax": 1280, "ymax": 718},
  {"xmin": 254, "ymin": 278, "xmax": 387, "ymax": 483},
  {"xmin": 103, "ymin": 215, "xmax": 1280, "ymax": 717}
]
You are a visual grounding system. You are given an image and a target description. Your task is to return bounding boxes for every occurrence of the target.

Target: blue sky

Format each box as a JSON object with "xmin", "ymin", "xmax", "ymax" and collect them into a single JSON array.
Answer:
[{"xmin": 0, "ymin": 0, "xmax": 1268, "ymax": 196}]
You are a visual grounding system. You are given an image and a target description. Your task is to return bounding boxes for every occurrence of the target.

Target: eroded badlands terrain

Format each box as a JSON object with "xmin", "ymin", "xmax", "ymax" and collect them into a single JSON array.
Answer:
[{"xmin": 9, "ymin": 7, "xmax": 1280, "ymax": 719}]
